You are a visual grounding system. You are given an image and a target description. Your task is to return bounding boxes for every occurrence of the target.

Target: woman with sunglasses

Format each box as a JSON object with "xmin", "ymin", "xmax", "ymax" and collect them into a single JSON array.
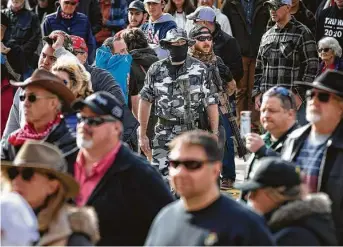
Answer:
[
  {"xmin": 164, "ymin": 0, "xmax": 195, "ymax": 29},
  {"xmin": 42, "ymin": 0, "xmax": 96, "ymax": 64},
  {"xmin": 2, "ymin": 140, "xmax": 100, "ymax": 246},
  {"xmin": 51, "ymin": 55, "xmax": 93, "ymax": 132},
  {"xmin": 317, "ymin": 37, "xmax": 343, "ymax": 75}
]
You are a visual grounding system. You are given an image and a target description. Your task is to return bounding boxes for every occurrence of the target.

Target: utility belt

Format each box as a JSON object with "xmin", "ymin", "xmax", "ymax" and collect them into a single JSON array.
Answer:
[{"xmin": 157, "ymin": 117, "xmax": 195, "ymax": 130}]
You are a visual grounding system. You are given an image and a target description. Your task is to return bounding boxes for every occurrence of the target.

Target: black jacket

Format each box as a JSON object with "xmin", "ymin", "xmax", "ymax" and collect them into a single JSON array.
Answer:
[
  {"xmin": 266, "ymin": 193, "xmax": 337, "ymax": 246},
  {"xmin": 221, "ymin": 0, "xmax": 270, "ymax": 59},
  {"xmin": 84, "ymin": 63, "xmax": 140, "ymax": 143},
  {"xmin": 2, "ymin": 8, "xmax": 41, "ymax": 70},
  {"xmin": 129, "ymin": 47, "xmax": 158, "ymax": 141},
  {"xmin": 76, "ymin": 0, "xmax": 102, "ymax": 35},
  {"xmin": 281, "ymin": 120, "xmax": 343, "ymax": 245},
  {"xmin": 1, "ymin": 119, "xmax": 78, "ymax": 167},
  {"xmin": 212, "ymin": 22, "xmax": 243, "ymax": 82},
  {"xmin": 70, "ymin": 144, "xmax": 174, "ymax": 246}
]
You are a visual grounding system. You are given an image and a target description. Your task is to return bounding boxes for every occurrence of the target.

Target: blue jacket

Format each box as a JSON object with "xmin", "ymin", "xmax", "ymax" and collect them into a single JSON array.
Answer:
[
  {"xmin": 95, "ymin": 46, "xmax": 132, "ymax": 104},
  {"xmin": 42, "ymin": 7, "xmax": 96, "ymax": 64},
  {"xmin": 141, "ymin": 14, "xmax": 176, "ymax": 59}
]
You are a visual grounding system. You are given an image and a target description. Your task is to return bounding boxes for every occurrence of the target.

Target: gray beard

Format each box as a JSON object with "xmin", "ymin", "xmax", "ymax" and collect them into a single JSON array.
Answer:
[{"xmin": 76, "ymin": 135, "xmax": 94, "ymax": 149}]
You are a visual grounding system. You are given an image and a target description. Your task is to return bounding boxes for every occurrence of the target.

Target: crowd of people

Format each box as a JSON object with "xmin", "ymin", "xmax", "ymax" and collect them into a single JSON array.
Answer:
[{"xmin": 1, "ymin": 0, "xmax": 343, "ymax": 245}]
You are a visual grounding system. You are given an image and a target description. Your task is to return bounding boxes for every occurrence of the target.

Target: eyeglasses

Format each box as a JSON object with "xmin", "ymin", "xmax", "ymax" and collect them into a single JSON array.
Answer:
[
  {"xmin": 64, "ymin": 1, "xmax": 77, "ymax": 5},
  {"xmin": 169, "ymin": 159, "xmax": 212, "ymax": 171},
  {"xmin": 267, "ymin": 4, "xmax": 287, "ymax": 11},
  {"xmin": 196, "ymin": 36, "xmax": 213, "ymax": 42},
  {"xmin": 7, "ymin": 167, "xmax": 56, "ymax": 181},
  {"xmin": 306, "ymin": 90, "xmax": 331, "ymax": 103},
  {"xmin": 76, "ymin": 113, "xmax": 117, "ymax": 127},
  {"xmin": 318, "ymin": 48, "xmax": 332, "ymax": 53},
  {"xmin": 19, "ymin": 94, "xmax": 56, "ymax": 103}
]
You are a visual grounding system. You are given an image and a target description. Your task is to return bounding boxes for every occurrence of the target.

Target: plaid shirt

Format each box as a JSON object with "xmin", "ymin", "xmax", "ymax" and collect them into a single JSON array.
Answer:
[{"xmin": 253, "ymin": 17, "xmax": 318, "ymax": 99}]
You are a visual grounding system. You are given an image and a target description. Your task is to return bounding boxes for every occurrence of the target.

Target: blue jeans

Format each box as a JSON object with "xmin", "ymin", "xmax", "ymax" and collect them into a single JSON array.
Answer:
[{"xmin": 220, "ymin": 113, "xmax": 236, "ymax": 181}]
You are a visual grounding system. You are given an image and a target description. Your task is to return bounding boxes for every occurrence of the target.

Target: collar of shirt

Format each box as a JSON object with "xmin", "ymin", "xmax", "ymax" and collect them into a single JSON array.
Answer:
[{"xmin": 75, "ymin": 142, "xmax": 122, "ymax": 179}]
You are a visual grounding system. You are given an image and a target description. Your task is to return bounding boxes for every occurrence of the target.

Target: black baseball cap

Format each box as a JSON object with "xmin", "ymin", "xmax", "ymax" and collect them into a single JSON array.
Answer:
[
  {"xmin": 234, "ymin": 157, "xmax": 301, "ymax": 192},
  {"xmin": 72, "ymin": 91, "xmax": 124, "ymax": 121},
  {"xmin": 128, "ymin": 0, "xmax": 145, "ymax": 12}
]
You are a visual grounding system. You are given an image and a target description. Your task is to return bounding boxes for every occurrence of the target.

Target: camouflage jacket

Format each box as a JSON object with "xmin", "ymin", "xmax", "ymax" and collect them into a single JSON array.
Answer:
[{"xmin": 140, "ymin": 56, "xmax": 218, "ymax": 122}]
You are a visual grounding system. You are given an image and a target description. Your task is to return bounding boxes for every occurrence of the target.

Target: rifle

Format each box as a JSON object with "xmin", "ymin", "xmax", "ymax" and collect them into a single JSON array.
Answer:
[{"xmin": 209, "ymin": 64, "xmax": 249, "ymax": 160}]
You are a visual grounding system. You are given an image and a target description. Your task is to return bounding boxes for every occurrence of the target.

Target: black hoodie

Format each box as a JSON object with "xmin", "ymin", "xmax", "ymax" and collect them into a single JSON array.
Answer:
[{"xmin": 266, "ymin": 193, "xmax": 337, "ymax": 246}]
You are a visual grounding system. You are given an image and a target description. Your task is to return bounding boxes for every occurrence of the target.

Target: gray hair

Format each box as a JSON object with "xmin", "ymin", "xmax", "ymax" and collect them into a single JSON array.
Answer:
[{"xmin": 318, "ymin": 37, "xmax": 342, "ymax": 57}]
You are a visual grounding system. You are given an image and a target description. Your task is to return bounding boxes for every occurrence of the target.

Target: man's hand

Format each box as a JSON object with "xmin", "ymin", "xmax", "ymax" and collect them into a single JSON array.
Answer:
[
  {"xmin": 1, "ymin": 42, "xmax": 11, "ymax": 54},
  {"xmin": 139, "ymin": 134, "xmax": 152, "ymax": 161},
  {"xmin": 49, "ymin": 32, "xmax": 65, "ymax": 50},
  {"xmin": 226, "ymin": 79, "xmax": 237, "ymax": 96},
  {"xmin": 245, "ymin": 133, "xmax": 265, "ymax": 153},
  {"xmin": 254, "ymin": 93, "xmax": 262, "ymax": 111}
]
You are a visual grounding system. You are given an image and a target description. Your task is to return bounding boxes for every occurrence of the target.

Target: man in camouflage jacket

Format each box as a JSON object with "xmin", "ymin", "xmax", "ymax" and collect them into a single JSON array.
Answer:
[{"xmin": 138, "ymin": 28, "xmax": 219, "ymax": 181}]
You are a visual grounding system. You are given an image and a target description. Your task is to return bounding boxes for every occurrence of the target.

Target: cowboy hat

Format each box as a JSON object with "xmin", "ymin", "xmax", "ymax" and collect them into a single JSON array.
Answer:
[
  {"xmin": 295, "ymin": 70, "xmax": 343, "ymax": 98},
  {"xmin": 10, "ymin": 69, "xmax": 76, "ymax": 113},
  {"xmin": 1, "ymin": 140, "xmax": 79, "ymax": 199}
]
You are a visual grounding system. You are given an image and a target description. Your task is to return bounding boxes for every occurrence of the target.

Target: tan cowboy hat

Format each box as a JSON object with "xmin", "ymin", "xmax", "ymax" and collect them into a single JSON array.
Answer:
[
  {"xmin": 1, "ymin": 140, "xmax": 79, "ymax": 199},
  {"xmin": 10, "ymin": 69, "xmax": 76, "ymax": 113}
]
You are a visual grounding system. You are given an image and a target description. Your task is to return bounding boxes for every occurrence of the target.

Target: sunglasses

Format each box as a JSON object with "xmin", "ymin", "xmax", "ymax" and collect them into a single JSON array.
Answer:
[
  {"xmin": 196, "ymin": 36, "xmax": 213, "ymax": 42},
  {"xmin": 76, "ymin": 113, "xmax": 117, "ymax": 127},
  {"xmin": 306, "ymin": 90, "xmax": 332, "ymax": 103},
  {"xmin": 268, "ymin": 4, "xmax": 287, "ymax": 11},
  {"xmin": 19, "ymin": 94, "xmax": 56, "ymax": 103},
  {"xmin": 7, "ymin": 167, "xmax": 56, "ymax": 181},
  {"xmin": 318, "ymin": 48, "xmax": 332, "ymax": 53},
  {"xmin": 169, "ymin": 159, "xmax": 212, "ymax": 171},
  {"xmin": 261, "ymin": 86, "xmax": 296, "ymax": 108},
  {"xmin": 64, "ymin": 1, "xmax": 77, "ymax": 5}
]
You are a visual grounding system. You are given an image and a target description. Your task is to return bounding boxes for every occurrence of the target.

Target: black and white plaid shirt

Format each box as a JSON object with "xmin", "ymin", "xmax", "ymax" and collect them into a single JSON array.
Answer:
[{"xmin": 253, "ymin": 17, "xmax": 318, "ymax": 99}]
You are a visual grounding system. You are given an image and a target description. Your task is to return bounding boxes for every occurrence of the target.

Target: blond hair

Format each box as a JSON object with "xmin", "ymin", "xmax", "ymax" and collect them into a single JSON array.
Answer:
[{"xmin": 52, "ymin": 55, "xmax": 93, "ymax": 99}]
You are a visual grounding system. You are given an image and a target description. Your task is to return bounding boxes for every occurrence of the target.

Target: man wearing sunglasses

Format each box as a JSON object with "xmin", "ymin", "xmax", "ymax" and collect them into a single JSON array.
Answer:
[
  {"xmin": 145, "ymin": 130, "xmax": 274, "ymax": 246},
  {"xmin": 282, "ymin": 70, "xmax": 343, "ymax": 245},
  {"xmin": 71, "ymin": 91, "xmax": 174, "ymax": 245},
  {"xmin": 42, "ymin": 0, "xmax": 96, "ymax": 64},
  {"xmin": 188, "ymin": 24, "xmax": 240, "ymax": 190},
  {"xmin": 253, "ymin": 0, "xmax": 318, "ymax": 126},
  {"xmin": 1, "ymin": 69, "xmax": 78, "ymax": 168}
]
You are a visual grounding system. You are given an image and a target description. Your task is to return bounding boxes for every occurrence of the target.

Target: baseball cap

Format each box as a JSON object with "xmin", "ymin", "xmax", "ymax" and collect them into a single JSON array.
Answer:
[
  {"xmin": 72, "ymin": 91, "xmax": 124, "ymax": 121},
  {"xmin": 70, "ymin": 35, "xmax": 88, "ymax": 53},
  {"xmin": 186, "ymin": 6, "xmax": 216, "ymax": 23},
  {"xmin": 264, "ymin": 0, "xmax": 292, "ymax": 8},
  {"xmin": 234, "ymin": 157, "xmax": 301, "ymax": 192},
  {"xmin": 189, "ymin": 25, "xmax": 211, "ymax": 39},
  {"xmin": 144, "ymin": 0, "xmax": 161, "ymax": 4},
  {"xmin": 129, "ymin": 0, "xmax": 145, "ymax": 12}
]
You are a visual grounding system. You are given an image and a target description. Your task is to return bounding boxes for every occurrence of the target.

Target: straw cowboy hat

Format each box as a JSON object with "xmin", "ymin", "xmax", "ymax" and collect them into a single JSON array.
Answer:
[{"xmin": 2, "ymin": 140, "xmax": 79, "ymax": 198}]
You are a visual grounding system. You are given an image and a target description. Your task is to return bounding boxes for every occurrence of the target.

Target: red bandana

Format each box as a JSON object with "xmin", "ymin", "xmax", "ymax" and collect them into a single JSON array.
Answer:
[
  {"xmin": 8, "ymin": 114, "xmax": 62, "ymax": 146},
  {"xmin": 61, "ymin": 11, "xmax": 73, "ymax": 19}
]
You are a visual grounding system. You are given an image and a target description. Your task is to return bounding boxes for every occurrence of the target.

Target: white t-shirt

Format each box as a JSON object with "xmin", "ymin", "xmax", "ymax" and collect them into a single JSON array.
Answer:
[{"xmin": 174, "ymin": 12, "xmax": 186, "ymax": 29}]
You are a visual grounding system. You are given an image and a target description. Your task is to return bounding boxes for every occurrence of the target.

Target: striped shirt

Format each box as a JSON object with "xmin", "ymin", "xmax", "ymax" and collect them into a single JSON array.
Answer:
[{"xmin": 253, "ymin": 17, "xmax": 318, "ymax": 99}]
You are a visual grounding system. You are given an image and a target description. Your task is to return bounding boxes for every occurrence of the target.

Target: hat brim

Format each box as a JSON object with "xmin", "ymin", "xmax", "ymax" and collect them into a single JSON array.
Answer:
[
  {"xmin": 144, "ymin": 0, "xmax": 161, "ymax": 3},
  {"xmin": 128, "ymin": 6, "xmax": 144, "ymax": 11},
  {"xmin": 160, "ymin": 37, "xmax": 196, "ymax": 49},
  {"xmin": 1, "ymin": 162, "xmax": 79, "ymax": 199},
  {"xmin": 234, "ymin": 180, "xmax": 264, "ymax": 192},
  {"xmin": 71, "ymin": 99, "xmax": 106, "ymax": 115},
  {"xmin": 10, "ymin": 79, "xmax": 75, "ymax": 113},
  {"xmin": 294, "ymin": 81, "xmax": 343, "ymax": 98}
]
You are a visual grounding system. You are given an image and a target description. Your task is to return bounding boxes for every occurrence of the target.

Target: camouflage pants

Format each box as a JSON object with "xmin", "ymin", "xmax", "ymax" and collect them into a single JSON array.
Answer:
[{"xmin": 151, "ymin": 124, "xmax": 191, "ymax": 181}]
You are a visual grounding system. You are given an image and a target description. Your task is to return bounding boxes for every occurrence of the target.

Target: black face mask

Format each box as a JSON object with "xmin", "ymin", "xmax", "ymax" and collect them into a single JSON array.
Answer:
[{"xmin": 168, "ymin": 44, "xmax": 188, "ymax": 63}]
